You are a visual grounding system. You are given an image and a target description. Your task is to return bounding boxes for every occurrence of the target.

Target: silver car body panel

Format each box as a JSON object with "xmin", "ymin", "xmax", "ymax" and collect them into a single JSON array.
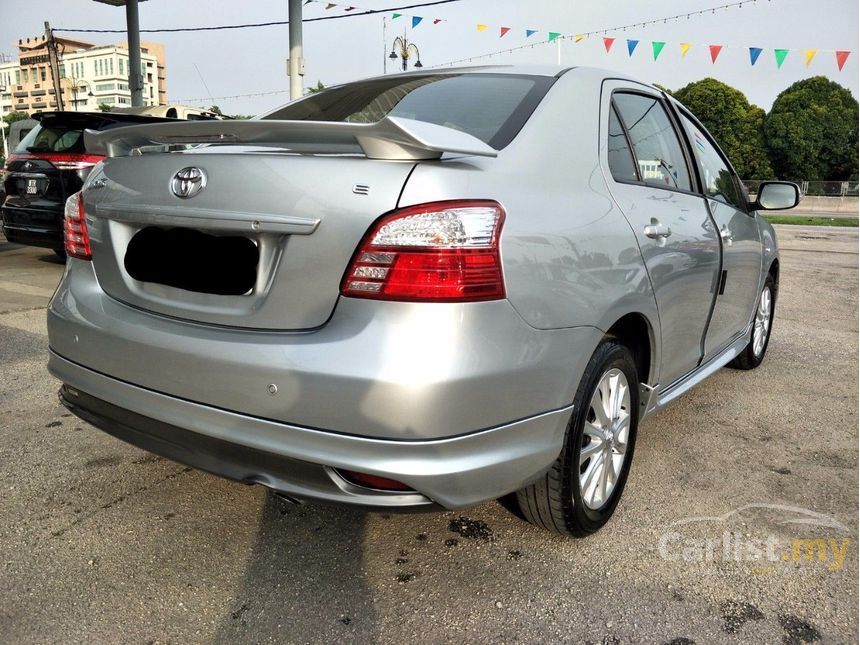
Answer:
[{"xmin": 47, "ymin": 65, "xmax": 780, "ymax": 509}]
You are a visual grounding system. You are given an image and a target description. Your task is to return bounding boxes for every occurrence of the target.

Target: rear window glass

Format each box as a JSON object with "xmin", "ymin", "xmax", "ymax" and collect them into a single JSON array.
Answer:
[
  {"xmin": 263, "ymin": 73, "xmax": 555, "ymax": 150},
  {"xmin": 16, "ymin": 123, "xmax": 85, "ymax": 154}
]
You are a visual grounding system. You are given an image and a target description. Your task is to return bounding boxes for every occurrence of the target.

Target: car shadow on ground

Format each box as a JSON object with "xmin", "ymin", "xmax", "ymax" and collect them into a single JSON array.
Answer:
[{"xmin": 212, "ymin": 493, "xmax": 380, "ymax": 642}]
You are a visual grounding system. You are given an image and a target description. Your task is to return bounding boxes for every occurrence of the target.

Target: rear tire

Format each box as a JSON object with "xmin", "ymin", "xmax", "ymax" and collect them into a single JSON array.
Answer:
[
  {"xmin": 728, "ymin": 274, "xmax": 775, "ymax": 370},
  {"xmin": 516, "ymin": 339, "xmax": 639, "ymax": 537}
]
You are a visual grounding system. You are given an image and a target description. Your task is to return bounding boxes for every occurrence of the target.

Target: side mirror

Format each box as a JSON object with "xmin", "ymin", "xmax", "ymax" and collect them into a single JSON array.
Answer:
[{"xmin": 753, "ymin": 181, "xmax": 801, "ymax": 211}]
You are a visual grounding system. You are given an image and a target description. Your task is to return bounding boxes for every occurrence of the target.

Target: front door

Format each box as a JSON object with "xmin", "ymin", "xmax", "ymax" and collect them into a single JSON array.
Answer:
[
  {"xmin": 674, "ymin": 111, "xmax": 763, "ymax": 358},
  {"xmin": 601, "ymin": 84, "xmax": 721, "ymax": 388}
]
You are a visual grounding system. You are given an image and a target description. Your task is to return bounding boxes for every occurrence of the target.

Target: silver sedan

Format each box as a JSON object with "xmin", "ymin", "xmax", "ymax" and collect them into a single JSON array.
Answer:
[{"xmin": 47, "ymin": 66, "xmax": 798, "ymax": 536}]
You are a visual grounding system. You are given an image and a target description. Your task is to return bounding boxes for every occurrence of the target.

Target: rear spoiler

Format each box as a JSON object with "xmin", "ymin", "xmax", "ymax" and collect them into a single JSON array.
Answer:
[{"xmin": 84, "ymin": 116, "xmax": 498, "ymax": 161}]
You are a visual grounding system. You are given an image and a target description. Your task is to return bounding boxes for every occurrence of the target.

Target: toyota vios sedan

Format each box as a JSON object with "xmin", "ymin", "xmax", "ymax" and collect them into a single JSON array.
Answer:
[{"xmin": 47, "ymin": 66, "xmax": 799, "ymax": 536}]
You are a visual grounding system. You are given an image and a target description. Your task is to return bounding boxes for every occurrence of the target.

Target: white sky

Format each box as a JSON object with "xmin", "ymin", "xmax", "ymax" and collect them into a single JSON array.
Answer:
[{"xmin": 2, "ymin": 0, "xmax": 857, "ymax": 115}]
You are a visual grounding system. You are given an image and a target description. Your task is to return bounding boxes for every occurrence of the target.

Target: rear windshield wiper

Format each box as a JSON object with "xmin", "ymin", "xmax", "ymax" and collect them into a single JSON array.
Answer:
[{"xmin": 26, "ymin": 146, "xmax": 54, "ymax": 153}]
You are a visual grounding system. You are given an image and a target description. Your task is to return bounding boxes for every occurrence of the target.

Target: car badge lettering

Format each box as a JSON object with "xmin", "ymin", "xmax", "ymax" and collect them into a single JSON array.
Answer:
[{"xmin": 171, "ymin": 167, "xmax": 207, "ymax": 199}]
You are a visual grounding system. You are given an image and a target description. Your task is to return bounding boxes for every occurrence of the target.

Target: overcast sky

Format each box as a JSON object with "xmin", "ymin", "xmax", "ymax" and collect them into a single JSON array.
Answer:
[{"xmin": 2, "ymin": 0, "xmax": 857, "ymax": 115}]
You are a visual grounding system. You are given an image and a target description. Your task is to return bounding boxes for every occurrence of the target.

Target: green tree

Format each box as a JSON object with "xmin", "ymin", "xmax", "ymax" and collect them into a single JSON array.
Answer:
[
  {"xmin": 208, "ymin": 105, "xmax": 224, "ymax": 116},
  {"xmin": 764, "ymin": 76, "xmax": 859, "ymax": 180},
  {"xmin": 3, "ymin": 111, "xmax": 30, "ymax": 126},
  {"xmin": 673, "ymin": 78, "xmax": 774, "ymax": 179},
  {"xmin": 97, "ymin": 103, "xmax": 112, "ymax": 112},
  {"xmin": 306, "ymin": 80, "xmax": 325, "ymax": 94}
]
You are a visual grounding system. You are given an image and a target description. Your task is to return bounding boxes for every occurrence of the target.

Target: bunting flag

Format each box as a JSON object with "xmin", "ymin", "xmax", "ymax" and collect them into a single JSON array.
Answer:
[
  {"xmin": 324, "ymin": 2, "xmax": 336, "ymax": 8},
  {"xmin": 432, "ymin": 18, "xmax": 442, "ymax": 24},
  {"xmin": 476, "ymin": 24, "xmax": 488, "ymax": 32},
  {"xmin": 500, "ymin": 27, "xmax": 510, "ymax": 37},
  {"xmin": 804, "ymin": 49, "xmax": 818, "ymax": 67},
  {"xmin": 412, "ymin": 16, "xmax": 422, "ymax": 28},
  {"xmin": 627, "ymin": 39, "xmax": 639, "ymax": 56},
  {"xmin": 774, "ymin": 48, "xmax": 789, "ymax": 68},
  {"xmin": 526, "ymin": 29, "xmax": 537, "ymax": 38},
  {"xmin": 749, "ymin": 47, "xmax": 763, "ymax": 65},
  {"xmin": 603, "ymin": 37, "xmax": 615, "ymax": 52},
  {"xmin": 709, "ymin": 45, "xmax": 723, "ymax": 63},
  {"xmin": 575, "ymin": 34, "xmax": 585, "ymax": 43},
  {"xmin": 836, "ymin": 50, "xmax": 851, "ymax": 71},
  {"xmin": 548, "ymin": 32, "xmax": 561, "ymax": 41},
  {"xmin": 652, "ymin": 41, "xmax": 665, "ymax": 60},
  {"xmin": 391, "ymin": 12, "xmax": 401, "ymax": 19},
  {"xmin": 344, "ymin": 5, "xmax": 356, "ymax": 10},
  {"xmin": 680, "ymin": 42, "xmax": 693, "ymax": 57}
]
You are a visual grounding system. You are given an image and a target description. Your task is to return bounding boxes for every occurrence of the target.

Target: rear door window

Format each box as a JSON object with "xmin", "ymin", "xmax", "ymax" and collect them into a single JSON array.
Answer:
[
  {"xmin": 16, "ymin": 123, "xmax": 84, "ymax": 154},
  {"xmin": 612, "ymin": 93, "xmax": 692, "ymax": 192},
  {"xmin": 607, "ymin": 105, "xmax": 639, "ymax": 182}
]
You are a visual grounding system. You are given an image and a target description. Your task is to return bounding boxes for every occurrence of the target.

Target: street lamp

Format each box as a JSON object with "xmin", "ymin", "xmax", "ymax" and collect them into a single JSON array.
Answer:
[
  {"xmin": 65, "ymin": 79, "xmax": 94, "ymax": 111},
  {"xmin": 389, "ymin": 36, "xmax": 423, "ymax": 71}
]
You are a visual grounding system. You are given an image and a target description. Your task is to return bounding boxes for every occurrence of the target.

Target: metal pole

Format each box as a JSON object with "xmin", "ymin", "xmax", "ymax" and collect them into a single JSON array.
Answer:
[
  {"xmin": 44, "ymin": 22, "xmax": 65, "ymax": 111},
  {"xmin": 383, "ymin": 17, "xmax": 387, "ymax": 74},
  {"xmin": 288, "ymin": 0, "xmax": 304, "ymax": 100},
  {"xmin": 0, "ymin": 122, "xmax": 8, "ymax": 160},
  {"xmin": 126, "ymin": 0, "xmax": 144, "ymax": 107}
]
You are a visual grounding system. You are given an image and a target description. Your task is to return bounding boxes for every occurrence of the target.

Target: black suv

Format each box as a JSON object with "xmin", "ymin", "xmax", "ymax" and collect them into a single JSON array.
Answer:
[{"xmin": 1, "ymin": 111, "xmax": 175, "ymax": 257}]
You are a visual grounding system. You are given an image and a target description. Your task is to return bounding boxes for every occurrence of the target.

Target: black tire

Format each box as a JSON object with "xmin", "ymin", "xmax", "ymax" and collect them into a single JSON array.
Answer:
[
  {"xmin": 516, "ymin": 339, "xmax": 639, "ymax": 537},
  {"xmin": 728, "ymin": 274, "xmax": 776, "ymax": 370}
]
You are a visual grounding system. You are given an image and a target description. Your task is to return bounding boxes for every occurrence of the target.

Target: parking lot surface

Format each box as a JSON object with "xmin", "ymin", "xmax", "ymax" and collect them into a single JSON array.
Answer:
[{"xmin": 0, "ymin": 226, "xmax": 857, "ymax": 644}]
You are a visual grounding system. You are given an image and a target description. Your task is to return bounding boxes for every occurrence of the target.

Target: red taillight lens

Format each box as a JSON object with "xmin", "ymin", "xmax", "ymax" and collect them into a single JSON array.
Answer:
[
  {"xmin": 64, "ymin": 191, "xmax": 92, "ymax": 260},
  {"xmin": 341, "ymin": 200, "xmax": 506, "ymax": 302},
  {"xmin": 338, "ymin": 469, "xmax": 414, "ymax": 492},
  {"xmin": 8, "ymin": 152, "xmax": 105, "ymax": 171}
]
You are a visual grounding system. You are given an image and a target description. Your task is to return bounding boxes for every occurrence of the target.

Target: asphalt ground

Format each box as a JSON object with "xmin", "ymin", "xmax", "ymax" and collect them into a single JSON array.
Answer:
[{"xmin": 0, "ymin": 226, "xmax": 857, "ymax": 644}]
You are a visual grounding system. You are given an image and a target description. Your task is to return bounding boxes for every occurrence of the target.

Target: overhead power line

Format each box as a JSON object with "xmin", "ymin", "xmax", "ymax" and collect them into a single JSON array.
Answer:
[{"xmin": 53, "ymin": 0, "xmax": 463, "ymax": 33}]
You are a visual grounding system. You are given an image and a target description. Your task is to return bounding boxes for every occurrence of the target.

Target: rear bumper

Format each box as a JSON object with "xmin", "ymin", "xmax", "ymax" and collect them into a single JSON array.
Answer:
[
  {"xmin": 1, "ymin": 206, "xmax": 64, "ymax": 250},
  {"xmin": 51, "ymin": 352, "xmax": 572, "ymax": 509}
]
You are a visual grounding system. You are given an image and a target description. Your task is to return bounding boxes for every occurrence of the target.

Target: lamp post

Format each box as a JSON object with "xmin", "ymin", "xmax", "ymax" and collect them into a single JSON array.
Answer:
[
  {"xmin": 66, "ymin": 78, "xmax": 94, "ymax": 111},
  {"xmin": 388, "ymin": 36, "xmax": 423, "ymax": 72}
]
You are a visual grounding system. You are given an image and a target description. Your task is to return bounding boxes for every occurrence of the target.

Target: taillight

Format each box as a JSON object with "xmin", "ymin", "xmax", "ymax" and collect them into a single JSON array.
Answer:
[
  {"xmin": 337, "ymin": 469, "xmax": 414, "ymax": 492},
  {"xmin": 64, "ymin": 192, "xmax": 92, "ymax": 260},
  {"xmin": 8, "ymin": 152, "xmax": 105, "ymax": 171},
  {"xmin": 341, "ymin": 200, "xmax": 506, "ymax": 302}
]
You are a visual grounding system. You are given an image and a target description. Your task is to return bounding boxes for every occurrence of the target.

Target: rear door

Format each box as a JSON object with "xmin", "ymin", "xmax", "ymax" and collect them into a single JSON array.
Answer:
[
  {"xmin": 601, "ymin": 82, "xmax": 721, "ymax": 387},
  {"xmin": 673, "ymin": 108, "xmax": 762, "ymax": 359}
]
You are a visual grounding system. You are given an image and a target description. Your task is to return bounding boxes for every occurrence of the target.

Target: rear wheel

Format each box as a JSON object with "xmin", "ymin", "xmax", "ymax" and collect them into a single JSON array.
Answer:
[
  {"xmin": 728, "ymin": 274, "xmax": 775, "ymax": 370},
  {"xmin": 516, "ymin": 339, "xmax": 639, "ymax": 537}
]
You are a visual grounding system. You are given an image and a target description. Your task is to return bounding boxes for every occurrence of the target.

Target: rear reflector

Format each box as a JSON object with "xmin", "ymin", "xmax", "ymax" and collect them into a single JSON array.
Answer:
[
  {"xmin": 337, "ymin": 469, "xmax": 414, "ymax": 492},
  {"xmin": 341, "ymin": 200, "xmax": 505, "ymax": 302},
  {"xmin": 64, "ymin": 192, "xmax": 92, "ymax": 260}
]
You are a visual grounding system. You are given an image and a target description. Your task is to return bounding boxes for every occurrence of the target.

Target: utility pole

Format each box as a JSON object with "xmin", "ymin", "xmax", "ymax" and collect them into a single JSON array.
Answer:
[
  {"xmin": 287, "ymin": 0, "xmax": 304, "ymax": 100},
  {"xmin": 125, "ymin": 0, "xmax": 144, "ymax": 107},
  {"xmin": 44, "ymin": 22, "xmax": 65, "ymax": 111}
]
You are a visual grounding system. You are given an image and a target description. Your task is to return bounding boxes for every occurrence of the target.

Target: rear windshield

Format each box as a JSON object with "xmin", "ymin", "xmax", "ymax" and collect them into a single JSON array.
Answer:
[
  {"xmin": 16, "ymin": 122, "xmax": 85, "ymax": 154},
  {"xmin": 263, "ymin": 73, "xmax": 555, "ymax": 150}
]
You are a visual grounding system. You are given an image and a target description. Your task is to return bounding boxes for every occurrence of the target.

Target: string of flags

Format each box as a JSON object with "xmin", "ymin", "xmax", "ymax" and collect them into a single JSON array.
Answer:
[{"xmin": 305, "ymin": 0, "xmax": 851, "ymax": 72}]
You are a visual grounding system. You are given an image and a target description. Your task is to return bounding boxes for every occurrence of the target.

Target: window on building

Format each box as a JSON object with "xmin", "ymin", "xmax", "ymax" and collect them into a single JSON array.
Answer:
[
  {"xmin": 612, "ymin": 92, "xmax": 692, "ymax": 192},
  {"xmin": 22, "ymin": 69, "xmax": 28, "ymax": 83},
  {"xmin": 96, "ymin": 83, "xmax": 116, "ymax": 92},
  {"xmin": 15, "ymin": 70, "xmax": 20, "ymax": 84},
  {"xmin": 59, "ymin": 64, "xmax": 66, "ymax": 79},
  {"xmin": 119, "ymin": 58, "xmax": 124, "ymax": 75},
  {"xmin": 109, "ymin": 58, "xmax": 114, "ymax": 74},
  {"xmin": 40, "ymin": 67, "xmax": 47, "ymax": 82}
]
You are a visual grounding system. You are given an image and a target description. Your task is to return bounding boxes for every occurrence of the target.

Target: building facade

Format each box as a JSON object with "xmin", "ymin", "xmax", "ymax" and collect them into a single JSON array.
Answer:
[{"xmin": 0, "ymin": 34, "xmax": 168, "ymax": 115}]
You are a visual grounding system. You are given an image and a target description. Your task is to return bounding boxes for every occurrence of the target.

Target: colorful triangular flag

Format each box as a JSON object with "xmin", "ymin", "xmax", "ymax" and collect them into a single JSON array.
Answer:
[
  {"xmin": 680, "ymin": 42, "xmax": 693, "ymax": 57},
  {"xmin": 432, "ymin": 18, "xmax": 442, "ymax": 24},
  {"xmin": 325, "ymin": 2, "xmax": 336, "ymax": 8},
  {"xmin": 526, "ymin": 29, "xmax": 537, "ymax": 38},
  {"xmin": 774, "ymin": 48, "xmax": 789, "ymax": 68},
  {"xmin": 392, "ymin": 12, "xmax": 402, "ymax": 19},
  {"xmin": 575, "ymin": 34, "xmax": 585, "ymax": 43},
  {"xmin": 627, "ymin": 39, "xmax": 639, "ymax": 56},
  {"xmin": 709, "ymin": 45, "xmax": 723, "ymax": 63},
  {"xmin": 344, "ymin": 6, "xmax": 356, "ymax": 11},
  {"xmin": 548, "ymin": 32, "xmax": 561, "ymax": 41},
  {"xmin": 804, "ymin": 49, "xmax": 818, "ymax": 67},
  {"xmin": 603, "ymin": 37, "xmax": 615, "ymax": 52},
  {"xmin": 476, "ymin": 24, "xmax": 488, "ymax": 32},
  {"xmin": 749, "ymin": 47, "xmax": 763, "ymax": 66},
  {"xmin": 836, "ymin": 50, "xmax": 851, "ymax": 71},
  {"xmin": 412, "ymin": 16, "xmax": 422, "ymax": 28},
  {"xmin": 652, "ymin": 41, "xmax": 665, "ymax": 61},
  {"xmin": 500, "ymin": 27, "xmax": 510, "ymax": 38}
]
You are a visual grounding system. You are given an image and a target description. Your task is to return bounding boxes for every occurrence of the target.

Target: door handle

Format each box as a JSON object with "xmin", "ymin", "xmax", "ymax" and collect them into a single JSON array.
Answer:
[
  {"xmin": 644, "ymin": 219, "xmax": 672, "ymax": 240},
  {"xmin": 720, "ymin": 225, "xmax": 734, "ymax": 245}
]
